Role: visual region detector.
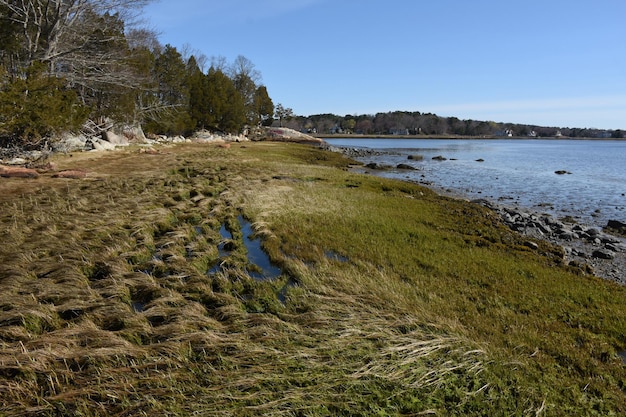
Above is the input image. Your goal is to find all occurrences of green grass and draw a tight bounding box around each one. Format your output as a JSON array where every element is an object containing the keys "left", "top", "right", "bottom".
[{"left": 0, "top": 141, "right": 625, "bottom": 415}]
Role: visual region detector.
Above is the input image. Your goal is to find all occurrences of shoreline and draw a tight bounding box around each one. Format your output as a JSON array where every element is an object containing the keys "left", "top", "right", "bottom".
[
  {"left": 317, "top": 133, "right": 626, "bottom": 141},
  {"left": 328, "top": 145, "right": 625, "bottom": 284}
]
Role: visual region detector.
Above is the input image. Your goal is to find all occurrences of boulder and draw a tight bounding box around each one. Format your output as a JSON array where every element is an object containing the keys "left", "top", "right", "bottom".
[
  {"left": 53, "top": 133, "right": 89, "bottom": 152},
  {"left": 555, "top": 170, "right": 572, "bottom": 175},
  {"left": 91, "top": 138, "right": 116, "bottom": 151},
  {"left": 606, "top": 220, "right": 626, "bottom": 234},
  {"left": 432, "top": 155, "right": 447, "bottom": 161},
  {"left": 122, "top": 125, "right": 147, "bottom": 142},
  {"left": 0, "top": 165, "right": 39, "bottom": 178},
  {"left": 396, "top": 163, "right": 417, "bottom": 170},
  {"left": 366, "top": 162, "right": 390, "bottom": 170},
  {"left": 407, "top": 154, "right": 424, "bottom": 161},
  {"left": 103, "top": 131, "right": 129, "bottom": 146}
]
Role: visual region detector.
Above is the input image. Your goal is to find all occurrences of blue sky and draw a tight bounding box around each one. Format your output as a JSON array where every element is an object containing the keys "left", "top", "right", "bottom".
[{"left": 143, "top": 0, "right": 626, "bottom": 129}]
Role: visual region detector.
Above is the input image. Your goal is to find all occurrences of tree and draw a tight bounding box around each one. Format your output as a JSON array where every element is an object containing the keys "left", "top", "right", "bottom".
[
  {"left": 275, "top": 104, "right": 293, "bottom": 127},
  {"left": 186, "top": 55, "right": 212, "bottom": 130},
  {"left": 0, "top": 0, "right": 156, "bottom": 144},
  {"left": 229, "top": 55, "right": 260, "bottom": 125},
  {"left": 144, "top": 44, "right": 193, "bottom": 135},
  {"left": 0, "top": 61, "right": 88, "bottom": 145},
  {"left": 253, "top": 85, "right": 274, "bottom": 126},
  {"left": 0, "top": 0, "right": 149, "bottom": 57},
  {"left": 205, "top": 67, "right": 245, "bottom": 133},
  {"left": 341, "top": 117, "right": 356, "bottom": 133}
]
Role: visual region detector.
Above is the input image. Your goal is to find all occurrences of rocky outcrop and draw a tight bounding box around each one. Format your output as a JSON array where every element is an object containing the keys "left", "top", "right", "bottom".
[{"left": 251, "top": 127, "right": 324, "bottom": 144}]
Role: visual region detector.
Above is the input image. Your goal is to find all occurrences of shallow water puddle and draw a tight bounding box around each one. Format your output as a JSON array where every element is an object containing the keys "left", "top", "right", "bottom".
[
  {"left": 217, "top": 223, "right": 233, "bottom": 257},
  {"left": 208, "top": 217, "right": 283, "bottom": 280},
  {"left": 619, "top": 351, "right": 626, "bottom": 364},
  {"left": 238, "top": 215, "right": 282, "bottom": 280}
]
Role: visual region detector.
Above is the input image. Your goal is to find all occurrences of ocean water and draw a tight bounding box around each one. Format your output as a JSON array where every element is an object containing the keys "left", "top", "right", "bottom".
[{"left": 326, "top": 138, "right": 626, "bottom": 228}]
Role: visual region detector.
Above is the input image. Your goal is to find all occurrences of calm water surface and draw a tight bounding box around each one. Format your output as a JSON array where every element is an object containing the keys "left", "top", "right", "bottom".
[{"left": 326, "top": 138, "right": 626, "bottom": 228}]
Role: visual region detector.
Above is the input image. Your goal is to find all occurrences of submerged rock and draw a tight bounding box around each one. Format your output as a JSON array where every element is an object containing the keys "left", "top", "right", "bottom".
[{"left": 593, "top": 248, "right": 615, "bottom": 260}]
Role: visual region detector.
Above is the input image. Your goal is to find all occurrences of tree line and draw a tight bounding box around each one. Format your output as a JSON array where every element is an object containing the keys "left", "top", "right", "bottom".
[
  {"left": 283, "top": 111, "right": 623, "bottom": 139},
  {"left": 0, "top": 0, "right": 274, "bottom": 149}
]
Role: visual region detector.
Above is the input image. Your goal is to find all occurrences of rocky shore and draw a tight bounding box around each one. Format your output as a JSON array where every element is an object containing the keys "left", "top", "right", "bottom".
[
  {"left": 472, "top": 199, "right": 625, "bottom": 284},
  {"left": 328, "top": 145, "right": 625, "bottom": 284}
]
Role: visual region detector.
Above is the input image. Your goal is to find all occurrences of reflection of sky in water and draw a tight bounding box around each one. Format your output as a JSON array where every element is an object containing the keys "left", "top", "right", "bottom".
[{"left": 327, "top": 139, "right": 626, "bottom": 228}]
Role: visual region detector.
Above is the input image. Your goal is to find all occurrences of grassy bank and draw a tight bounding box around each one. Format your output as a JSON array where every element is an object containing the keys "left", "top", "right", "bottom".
[{"left": 1, "top": 142, "right": 625, "bottom": 416}]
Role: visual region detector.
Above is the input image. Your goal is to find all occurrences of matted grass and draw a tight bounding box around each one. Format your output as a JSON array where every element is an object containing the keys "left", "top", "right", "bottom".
[{"left": 1, "top": 142, "right": 625, "bottom": 415}]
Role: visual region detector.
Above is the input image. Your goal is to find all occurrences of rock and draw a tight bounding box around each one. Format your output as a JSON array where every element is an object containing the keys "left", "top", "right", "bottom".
[
  {"left": 260, "top": 127, "right": 323, "bottom": 144},
  {"left": 0, "top": 165, "right": 39, "bottom": 178},
  {"left": 555, "top": 170, "right": 572, "bottom": 175},
  {"left": 53, "top": 133, "right": 89, "bottom": 152},
  {"left": 396, "top": 163, "right": 417, "bottom": 170},
  {"left": 122, "top": 125, "right": 147, "bottom": 142},
  {"left": 139, "top": 147, "right": 159, "bottom": 155},
  {"left": 559, "top": 231, "right": 577, "bottom": 240},
  {"left": 592, "top": 248, "right": 615, "bottom": 260},
  {"left": 407, "top": 154, "right": 424, "bottom": 161},
  {"left": 366, "top": 162, "right": 389, "bottom": 170},
  {"left": 606, "top": 220, "right": 626, "bottom": 235},
  {"left": 5, "top": 158, "right": 27, "bottom": 165},
  {"left": 91, "top": 138, "right": 116, "bottom": 151},
  {"left": 475, "top": 158, "right": 485, "bottom": 162},
  {"left": 432, "top": 155, "right": 447, "bottom": 161},
  {"left": 52, "top": 170, "right": 87, "bottom": 179},
  {"left": 103, "top": 131, "right": 129, "bottom": 146},
  {"left": 524, "top": 241, "right": 539, "bottom": 250}
]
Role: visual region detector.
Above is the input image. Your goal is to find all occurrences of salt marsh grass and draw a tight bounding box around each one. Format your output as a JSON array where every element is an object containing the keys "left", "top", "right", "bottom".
[{"left": 0, "top": 142, "right": 625, "bottom": 415}]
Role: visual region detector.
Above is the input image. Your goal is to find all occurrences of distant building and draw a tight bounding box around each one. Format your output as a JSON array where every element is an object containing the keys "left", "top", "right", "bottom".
[
  {"left": 496, "top": 129, "right": 514, "bottom": 137},
  {"left": 390, "top": 128, "right": 409, "bottom": 135}
]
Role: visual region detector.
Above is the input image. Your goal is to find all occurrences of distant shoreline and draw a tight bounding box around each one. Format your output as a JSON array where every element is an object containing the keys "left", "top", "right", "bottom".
[{"left": 315, "top": 133, "right": 626, "bottom": 141}]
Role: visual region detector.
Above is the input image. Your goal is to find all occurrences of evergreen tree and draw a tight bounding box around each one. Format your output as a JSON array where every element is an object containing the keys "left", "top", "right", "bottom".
[
  {"left": 145, "top": 44, "right": 193, "bottom": 135},
  {"left": 0, "top": 62, "right": 88, "bottom": 146},
  {"left": 253, "top": 85, "right": 274, "bottom": 126},
  {"left": 206, "top": 67, "right": 245, "bottom": 133},
  {"left": 186, "top": 55, "right": 210, "bottom": 130}
]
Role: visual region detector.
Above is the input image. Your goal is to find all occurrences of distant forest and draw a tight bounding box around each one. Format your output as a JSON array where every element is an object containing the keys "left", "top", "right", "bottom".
[{"left": 283, "top": 111, "right": 624, "bottom": 139}]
